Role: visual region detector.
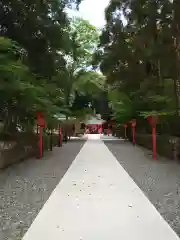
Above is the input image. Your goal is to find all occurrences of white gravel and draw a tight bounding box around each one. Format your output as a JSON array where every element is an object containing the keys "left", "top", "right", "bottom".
[
  {"left": 105, "top": 140, "right": 180, "bottom": 237},
  {"left": 0, "top": 141, "right": 85, "bottom": 240}
]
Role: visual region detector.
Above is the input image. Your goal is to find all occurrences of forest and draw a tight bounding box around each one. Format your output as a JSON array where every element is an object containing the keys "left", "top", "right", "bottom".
[
  {"left": 1, "top": 0, "right": 180, "bottom": 137},
  {"left": 0, "top": 0, "right": 106, "bottom": 134},
  {"left": 95, "top": 0, "right": 180, "bottom": 136}
]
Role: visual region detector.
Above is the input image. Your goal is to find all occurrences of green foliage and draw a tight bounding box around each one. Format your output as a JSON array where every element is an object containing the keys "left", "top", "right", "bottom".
[
  {"left": 108, "top": 90, "right": 133, "bottom": 123},
  {"left": 0, "top": 0, "right": 83, "bottom": 131},
  {"left": 139, "top": 111, "right": 175, "bottom": 118},
  {"left": 62, "top": 17, "right": 104, "bottom": 117},
  {"left": 74, "top": 70, "right": 105, "bottom": 96},
  {"left": 0, "top": 37, "right": 66, "bottom": 131},
  {"left": 69, "top": 18, "right": 100, "bottom": 70},
  {"left": 96, "top": 0, "right": 180, "bottom": 135},
  {"left": 0, "top": 0, "right": 107, "bottom": 132}
]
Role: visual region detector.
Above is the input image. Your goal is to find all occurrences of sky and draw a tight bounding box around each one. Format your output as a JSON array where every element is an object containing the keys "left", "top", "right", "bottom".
[{"left": 67, "top": 0, "right": 110, "bottom": 28}]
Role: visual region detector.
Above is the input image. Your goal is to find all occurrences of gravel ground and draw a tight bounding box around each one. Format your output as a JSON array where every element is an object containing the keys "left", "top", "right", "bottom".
[
  {"left": 0, "top": 140, "right": 85, "bottom": 240},
  {"left": 105, "top": 140, "right": 180, "bottom": 237}
]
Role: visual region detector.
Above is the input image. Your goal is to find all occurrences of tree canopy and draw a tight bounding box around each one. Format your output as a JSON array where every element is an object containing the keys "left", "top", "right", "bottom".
[
  {"left": 0, "top": 0, "right": 107, "bottom": 132},
  {"left": 94, "top": 0, "right": 180, "bottom": 134}
]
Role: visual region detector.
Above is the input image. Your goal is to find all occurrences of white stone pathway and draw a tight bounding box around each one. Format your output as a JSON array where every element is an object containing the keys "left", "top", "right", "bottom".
[{"left": 23, "top": 135, "right": 179, "bottom": 240}]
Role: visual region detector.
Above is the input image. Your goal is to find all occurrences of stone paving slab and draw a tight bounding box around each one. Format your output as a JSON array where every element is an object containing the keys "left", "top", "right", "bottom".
[
  {"left": 105, "top": 140, "right": 180, "bottom": 236},
  {"left": 0, "top": 140, "right": 85, "bottom": 240}
]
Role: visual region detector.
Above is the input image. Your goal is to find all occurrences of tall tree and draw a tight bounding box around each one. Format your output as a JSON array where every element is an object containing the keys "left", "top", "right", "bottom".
[
  {"left": 96, "top": 0, "right": 178, "bottom": 130},
  {"left": 62, "top": 18, "right": 103, "bottom": 117},
  {"left": 0, "top": 0, "right": 82, "bottom": 131}
]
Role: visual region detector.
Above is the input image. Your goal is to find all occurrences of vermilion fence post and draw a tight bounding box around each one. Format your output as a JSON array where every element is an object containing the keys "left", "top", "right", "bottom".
[
  {"left": 36, "top": 112, "right": 45, "bottom": 159},
  {"left": 152, "top": 126, "right": 157, "bottom": 160},
  {"left": 100, "top": 125, "right": 103, "bottom": 134},
  {"left": 147, "top": 116, "right": 158, "bottom": 160},
  {"left": 39, "top": 126, "right": 43, "bottom": 159},
  {"left": 130, "top": 120, "right": 136, "bottom": 146},
  {"left": 107, "top": 126, "right": 110, "bottom": 136},
  {"left": 132, "top": 126, "right": 135, "bottom": 145}
]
